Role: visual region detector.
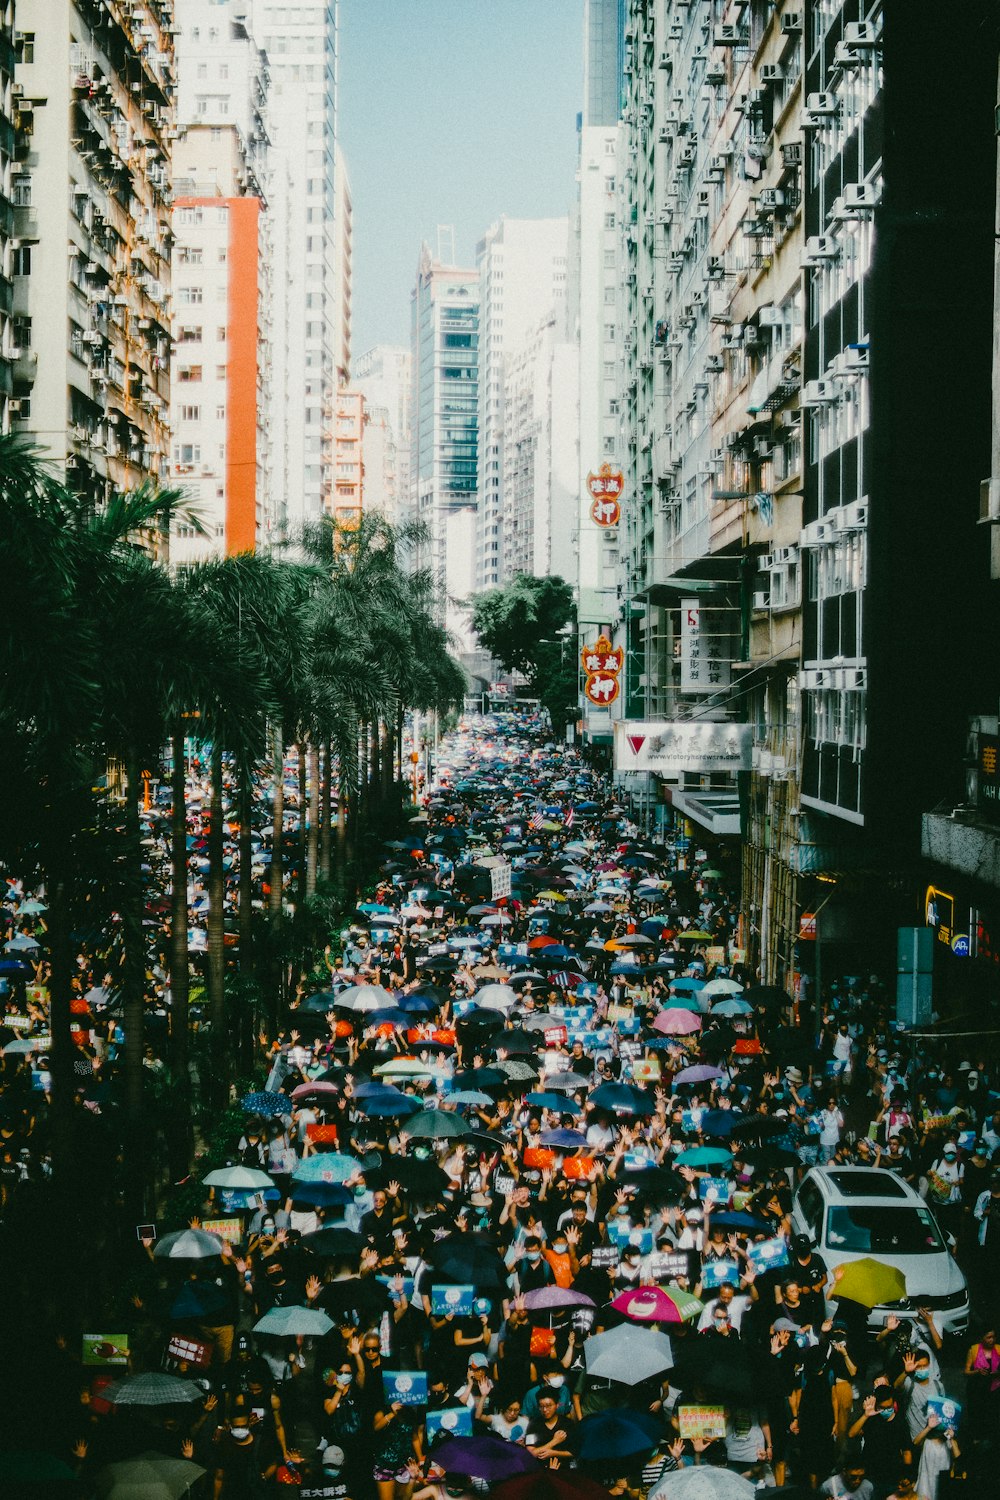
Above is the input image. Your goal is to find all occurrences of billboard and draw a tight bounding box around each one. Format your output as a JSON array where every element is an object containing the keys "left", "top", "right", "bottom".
[{"left": 614, "top": 720, "right": 751, "bottom": 775}]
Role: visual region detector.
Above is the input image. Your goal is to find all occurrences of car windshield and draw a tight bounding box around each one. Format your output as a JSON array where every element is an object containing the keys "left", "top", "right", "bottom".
[{"left": 826, "top": 1204, "right": 945, "bottom": 1255}]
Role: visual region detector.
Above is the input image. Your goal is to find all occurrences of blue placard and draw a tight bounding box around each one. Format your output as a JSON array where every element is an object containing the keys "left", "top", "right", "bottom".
[
  {"left": 616, "top": 1014, "right": 642, "bottom": 1035},
  {"left": 698, "top": 1176, "right": 731, "bottom": 1204},
  {"left": 431, "top": 1284, "right": 474, "bottom": 1316},
  {"left": 382, "top": 1370, "right": 428, "bottom": 1407},
  {"left": 498, "top": 943, "right": 529, "bottom": 961},
  {"left": 700, "top": 1259, "right": 740, "bottom": 1289},
  {"left": 746, "top": 1237, "right": 789, "bottom": 1275},
  {"left": 451, "top": 999, "right": 476, "bottom": 1018},
  {"left": 927, "top": 1395, "right": 961, "bottom": 1430},
  {"left": 681, "top": 1109, "right": 704, "bottom": 1132},
  {"left": 624, "top": 1147, "right": 654, "bottom": 1171},
  {"left": 426, "top": 1407, "right": 474, "bottom": 1439},
  {"left": 575, "top": 982, "right": 600, "bottom": 1000}
]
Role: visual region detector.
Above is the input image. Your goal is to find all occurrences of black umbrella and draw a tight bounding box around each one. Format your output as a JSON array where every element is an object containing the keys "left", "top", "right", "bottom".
[
  {"left": 366, "top": 1158, "right": 450, "bottom": 1196},
  {"left": 488, "top": 1032, "right": 539, "bottom": 1057},
  {"left": 419, "top": 955, "right": 459, "bottom": 974},
  {"left": 744, "top": 985, "right": 792, "bottom": 1009},
  {"left": 301, "top": 1226, "right": 365, "bottom": 1257},
  {"left": 427, "top": 1236, "right": 509, "bottom": 1289},
  {"left": 728, "top": 1114, "right": 788, "bottom": 1142},
  {"left": 297, "top": 991, "right": 339, "bottom": 1014}
]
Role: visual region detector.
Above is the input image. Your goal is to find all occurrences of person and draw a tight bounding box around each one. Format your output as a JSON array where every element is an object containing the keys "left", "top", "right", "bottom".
[
  {"left": 524, "top": 1387, "right": 574, "bottom": 1468},
  {"left": 912, "top": 1411, "right": 960, "bottom": 1500},
  {"left": 848, "top": 1389, "right": 913, "bottom": 1500},
  {"left": 820, "top": 1456, "right": 874, "bottom": 1500},
  {"left": 371, "top": 1393, "right": 423, "bottom": 1500},
  {"left": 962, "top": 1324, "right": 1000, "bottom": 1438}
]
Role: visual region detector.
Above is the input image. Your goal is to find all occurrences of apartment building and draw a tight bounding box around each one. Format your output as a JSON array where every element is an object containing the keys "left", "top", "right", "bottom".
[
  {"left": 475, "top": 215, "right": 570, "bottom": 592},
  {"left": 501, "top": 310, "right": 578, "bottom": 583},
  {"left": 12, "top": 1, "right": 174, "bottom": 507},
  {"left": 410, "top": 243, "right": 479, "bottom": 658},
  {"left": 0, "top": 2, "right": 15, "bottom": 429},
  {"left": 169, "top": 0, "right": 270, "bottom": 564},
  {"left": 331, "top": 387, "right": 362, "bottom": 527},
  {"left": 353, "top": 342, "right": 411, "bottom": 522},
  {"left": 245, "top": 0, "right": 340, "bottom": 541}
]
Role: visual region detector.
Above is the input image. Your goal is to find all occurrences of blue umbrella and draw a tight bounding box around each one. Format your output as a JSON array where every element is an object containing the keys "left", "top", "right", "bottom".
[
  {"left": 708, "top": 1210, "right": 769, "bottom": 1233},
  {"left": 712, "top": 997, "right": 753, "bottom": 1016},
  {"left": 359, "top": 1094, "right": 421, "bottom": 1118},
  {"left": 290, "top": 1180, "right": 352, "bottom": 1208},
  {"left": 448, "top": 1090, "right": 495, "bottom": 1107},
  {"left": 292, "top": 1152, "right": 362, "bottom": 1184},
  {"left": 526, "top": 1092, "right": 567, "bottom": 1110},
  {"left": 241, "top": 1091, "right": 290, "bottom": 1117},
  {"left": 590, "top": 1082, "right": 657, "bottom": 1114},
  {"left": 352, "top": 1080, "right": 402, "bottom": 1098},
  {"left": 699, "top": 1109, "right": 747, "bottom": 1139},
  {"left": 540, "top": 1128, "right": 588, "bottom": 1148},
  {"left": 576, "top": 1408, "right": 661, "bottom": 1461},
  {"left": 396, "top": 994, "right": 439, "bottom": 1013},
  {"left": 675, "top": 1145, "right": 733, "bottom": 1168},
  {"left": 368, "top": 1008, "right": 412, "bottom": 1026}
]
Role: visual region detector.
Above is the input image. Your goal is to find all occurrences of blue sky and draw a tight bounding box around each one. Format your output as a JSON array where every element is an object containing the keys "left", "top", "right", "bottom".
[{"left": 340, "top": 0, "right": 584, "bottom": 357}]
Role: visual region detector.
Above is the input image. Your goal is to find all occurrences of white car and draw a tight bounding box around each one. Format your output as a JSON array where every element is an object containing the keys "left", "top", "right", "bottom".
[{"left": 791, "top": 1165, "right": 969, "bottom": 1337}]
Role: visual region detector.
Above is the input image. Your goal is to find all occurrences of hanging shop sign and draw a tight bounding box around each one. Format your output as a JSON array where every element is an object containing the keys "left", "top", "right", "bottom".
[
  {"left": 680, "top": 598, "right": 731, "bottom": 692},
  {"left": 581, "top": 633, "right": 623, "bottom": 708},
  {"left": 587, "top": 464, "right": 624, "bottom": 527}
]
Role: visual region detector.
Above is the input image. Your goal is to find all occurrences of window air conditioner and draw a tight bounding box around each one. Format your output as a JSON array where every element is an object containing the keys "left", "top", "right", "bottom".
[
  {"left": 759, "top": 65, "right": 783, "bottom": 85},
  {"left": 842, "top": 181, "right": 879, "bottom": 213},
  {"left": 844, "top": 22, "right": 878, "bottom": 47},
  {"left": 781, "top": 13, "right": 803, "bottom": 35},
  {"left": 800, "top": 379, "right": 836, "bottom": 407},
  {"left": 802, "top": 235, "right": 839, "bottom": 266}
]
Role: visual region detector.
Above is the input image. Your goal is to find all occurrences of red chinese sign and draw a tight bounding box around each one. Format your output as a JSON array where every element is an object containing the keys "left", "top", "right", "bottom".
[
  {"left": 587, "top": 464, "right": 625, "bottom": 527},
  {"left": 581, "top": 633, "right": 623, "bottom": 707}
]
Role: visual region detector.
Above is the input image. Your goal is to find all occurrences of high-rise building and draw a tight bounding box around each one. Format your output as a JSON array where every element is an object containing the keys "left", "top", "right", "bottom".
[
  {"left": 0, "top": 2, "right": 15, "bottom": 430},
  {"left": 245, "top": 0, "right": 340, "bottom": 542},
  {"left": 410, "top": 243, "right": 479, "bottom": 657},
  {"left": 575, "top": 0, "right": 625, "bottom": 753},
  {"left": 353, "top": 345, "right": 411, "bottom": 526},
  {"left": 12, "top": 2, "right": 174, "bottom": 506},
  {"left": 333, "top": 143, "right": 351, "bottom": 390},
  {"left": 332, "top": 387, "right": 362, "bottom": 527},
  {"left": 169, "top": 0, "right": 270, "bottom": 564},
  {"left": 502, "top": 311, "right": 578, "bottom": 584},
  {"left": 475, "top": 215, "right": 570, "bottom": 592},
  {"left": 584, "top": 0, "right": 625, "bottom": 128}
]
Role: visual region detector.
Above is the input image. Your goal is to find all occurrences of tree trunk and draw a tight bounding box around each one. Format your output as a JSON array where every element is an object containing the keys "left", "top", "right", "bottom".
[
  {"left": 370, "top": 721, "right": 381, "bottom": 808},
  {"left": 335, "top": 752, "right": 348, "bottom": 878},
  {"left": 169, "top": 721, "right": 191, "bottom": 1176},
  {"left": 238, "top": 759, "right": 254, "bottom": 972},
  {"left": 306, "top": 740, "right": 319, "bottom": 897},
  {"left": 207, "top": 741, "right": 226, "bottom": 1098},
  {"left": 122, "top": 744, "right": 146, "bottom": 1151},
  {"left": 47, "top": 873, "right": 76, "bottom": 1183},
  {"left": 381, "top": 720, "right": 394, "bottom": 803},
  {"left": 297, "top": 746, "right": 308, "bottom": 903},
  {"left": 269, "top": 722, "right": 284, "bottom": 922},
  {"left": 320, "top": 740, "right": 332, "bottom": 883}
]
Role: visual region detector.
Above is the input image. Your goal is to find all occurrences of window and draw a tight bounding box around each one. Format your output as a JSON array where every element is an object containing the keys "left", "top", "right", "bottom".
[
  {"left": 178, "top": 326, "right": 202, "bottom": 343},
  {"left": 180, "top": 404, "right": 201, "bottom": 422},
  {"left": 217, "top": 327, "right": 226, "bottom": 342},
  {"left": 178, "top": 365, "right": 202, "bottom": 382},
  {"left": 178, "top": 247, "right": 203, "bottom": 265},
  {"left": 12, "top": 175, "right": 31, "bottom": 207},
  {"left": 16, "top": 33, "right": 34, "bottom": 63},
  {"left": 12, "top": 317, "right": 31, "bottom": 351},
  {"left": 12, "top": 246, "right": 30, "bottom": 276},
  {"left": 825, "top": 1205, "right": 943, "bottom": 1256},
  {"left": 177, "top": 286, "right": 203, "bottom": 305}
]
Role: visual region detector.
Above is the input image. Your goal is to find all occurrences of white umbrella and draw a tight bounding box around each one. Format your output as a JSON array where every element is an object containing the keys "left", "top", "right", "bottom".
[
  {"left": 475, "top": 983, "right": 518, "bottom": 1011},
  {"left": 700, "top": 977, "right": 743, "bottom": 998},
  {"left": 584, "top": 1324, "right": 673, "bottom": 1384},
  {"left": 335, "top": 983, "right": 394, "bottom": 1011},
  {"left": 650, "top": 1469, "right": 755, "bottom": 1500}
]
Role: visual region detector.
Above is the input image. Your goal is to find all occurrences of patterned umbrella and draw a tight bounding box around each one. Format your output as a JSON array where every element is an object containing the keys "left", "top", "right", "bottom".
[
  {"left": 153, "top": 1229, "right": 225, "bottom": 1260},
  {"left": 240, "top": 1091, "right": 290, "bottom": 1117},
  {"left": 102, "top": 1374, "right": 203, "bottom": 1407},
  {"left": 253, "top": 1305, "right": 334, "bottom": 1337},
  {"left": 292, "top": 1152, "right": 362, "bottom": 1184},
  {"left": 612, "top": 1285, "right": 702, "bottom": 1324}
]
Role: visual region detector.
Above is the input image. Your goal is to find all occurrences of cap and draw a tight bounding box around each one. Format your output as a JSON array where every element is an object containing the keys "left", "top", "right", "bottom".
[
  {"left": 785, "top": 1067, "right": 803, "bottom": 1084},
  {"left": 958, "top": 1060, "right": 971, "bottom": 1071},
  {"left": 772, "top": 1318, "right": 799, "bottom": 1333},
  {"left": 468, "top": 1352, "right": 489, "bottom": 1368},
  {"left": 321, "top": 1445, "right": 345, "bottom": 1470}
]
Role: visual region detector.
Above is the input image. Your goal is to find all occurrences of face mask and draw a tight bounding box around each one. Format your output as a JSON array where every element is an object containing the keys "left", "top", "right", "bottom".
[
  {"left": 913, "top": 1369, "right": 929, "bottom": 1382},
  {"left": 879, "top": 1406, "right": 894, "bottom": 1421},
  {"left": 231, "top": 1426, "right": 250, "bottom": 1440},
  {"left": 527, "top": 1251, "right": 540, "bottom": 1263},
  {"left": 548, "top": 1375, "right": 565, "bottom": 1388},
  {"left": 354, "top": 1186, "right": 367, "bottom": 1199},
  {"left": 337, "top": 1372, "right": 353, "bottom": 1386},
  {"left": 552, "top": 1242, "right": 567, "bottom": 1254},
  {"left": 944, "top": 1153, "right": 957, "bottom": 1162}
]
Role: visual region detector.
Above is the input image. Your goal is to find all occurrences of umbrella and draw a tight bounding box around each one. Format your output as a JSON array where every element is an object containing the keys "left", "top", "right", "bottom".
[
  {"left": 832, "top": 1257, "right": 907, "bottom": 1308},
  {"left": 583, "top": 1324, "right": 673, "bottom": 1384},
  {"left": 427, "top": 1238, "right": 509, "bottom": 1289},
  {"left": 406, "top": 1108, "right": 470, "bottom": 1140},
  {"left": 711, "top": 996, "right": 753, "bottom": 1016},
  {"left": 253, "top": 1304, "right": 334, "bottom": 1336},
  {"left": 727, "top": 1115, "right": 788, "bottom": 1142},
  {"left": 240, "top": 1091, "right": 290, "bottom": 1117},
  {"left": 301, "top": 1225, "right": 365, "bottom": 1256},
  {"left": 96, "top": 1451, "right": 206, "bottom": 1500},
  {"left": 359, "top": 1093, "right": 421, "bottom": 1118},
  {"left": 673, "top": 1064, "right": 724, "bottom": 1085},
  {"left": 701, "top": 978, "right": 743, "bottom": 998},
  {"left": 0, "top": 1451, "right": 76, "bottom": 1482},
  {"left": 544, "top": 1071, "right": 589, "bottom": 1092},
  {"left": 296, "top": 991, "right": 339, "bottom": 1014},
  {"left": 203, "top": 1165, "right": 274, "bottom": 1190},
  {"left": 522, "top": 1285, "right": 596, "bottom": 1312},
  {"left": 589, "top": 1082, "right": 656, "bottom": 1114},
  {"left": 374, "top": 1058, "right": 438, "bottom": 1079},
  {"left": 492, "top": 1471, "right": 611, "bottom": 1500},
  {"left": 336, "top": 983, "right": 395, "bottom": 1011},
  {"left": 448, "top": 1090, "right": 495, "bottom": 1107},
  {"left": 454, "top": 1066, "right": 507, "bottom": 1089},
  {"left": 526, "top": 1091, "right": 568, "bottom": 1110},
  {"left": 153, "top": 1228, "right": 224, "bottom": 1260},
  {"left": 674, "top": 1145, "right": 732, "bottom": 1168},
  {"left": 289, "top": 1180, "right": 352, "bottom": 1208},
  {"left": 576, "top": 1408, "right": 661, "bottom": 1461},
  {"left": 475, "top": 983, "right": 518, "bottom": 1010},
  {"left": 292, "top": 1152, "right": 362, "bottom": 1184},
  {"left": 675, "top": 930, "right": 713, "bottom": 942},
  {"left": 650, "top": 1469, "right": 755, "bottom": 1500},
  {"left": 653, "top": 1009, "right": 702, "bottom": 1035},
  {"left": 102, "top": 1373, "right": 203, "bottom": 1407},
  {"left": 540, "top": 1128, "right": 588, "bottom": 1148},
  {"left": 612, "top": 1286, "right": 702, "bottom": 1324},
  {"left": 429, "top": 1435, "right": 540, "bottom": 1481}
]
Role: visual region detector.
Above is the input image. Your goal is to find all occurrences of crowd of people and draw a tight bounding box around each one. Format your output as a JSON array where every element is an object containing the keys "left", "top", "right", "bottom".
[{"left": 1, "top": 714, "right": 998, "bottom": 1499}]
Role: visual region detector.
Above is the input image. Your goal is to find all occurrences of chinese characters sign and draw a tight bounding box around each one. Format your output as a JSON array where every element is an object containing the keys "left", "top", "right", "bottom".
[
  {"left": 680, "top": 598, "right": 730, "bottom": 692},
  {"left": 587, "top": 464, "right": 624, "bottom": 527},
  {"left": 977, "top": 734, "right": 1000, "bottom": 824},
  {"left": 581, "top": 633, "right": 622, "bottom": 707},
  {"left": 613, "top": 720, "right": 752, "bottom": 775}
]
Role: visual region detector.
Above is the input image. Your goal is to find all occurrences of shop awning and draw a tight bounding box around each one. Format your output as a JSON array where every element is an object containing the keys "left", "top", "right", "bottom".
[{"left": 662, "top": 785, "right": 741, "bottom": 836}]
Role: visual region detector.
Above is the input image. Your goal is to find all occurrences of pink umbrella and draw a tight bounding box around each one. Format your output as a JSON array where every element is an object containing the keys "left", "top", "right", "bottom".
[
  {"left": 291, "top": 1080, "right": 340, "bottom": 1099},
  {"left": 612, "top": 1286, "right": 702, "bottom": 1324},
  {"left": 652, "top": 1008, "right": 702, "bottom": 1035}
]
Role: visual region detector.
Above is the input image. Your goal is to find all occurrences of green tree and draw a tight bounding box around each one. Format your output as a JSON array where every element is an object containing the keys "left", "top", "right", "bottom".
[{"left": 471, "top": 573, "right": 577, "bottom": 728}]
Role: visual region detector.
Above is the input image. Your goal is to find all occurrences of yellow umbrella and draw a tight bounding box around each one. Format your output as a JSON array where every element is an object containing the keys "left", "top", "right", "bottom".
[{"left": 832, "top": 1257, "right": 907, "bottom": 1308}]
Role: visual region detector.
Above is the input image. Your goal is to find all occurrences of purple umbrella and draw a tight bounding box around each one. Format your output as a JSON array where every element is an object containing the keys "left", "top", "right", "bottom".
[
  {"left": 429, "top": 1435, "right": 540, "bottom": 1481},
  {"left": 522, "top": 1285, "right": 596, "bottom": 1311},
  {"left": 673, "top": 1064, "right": 725, "bottom": 1085}
]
